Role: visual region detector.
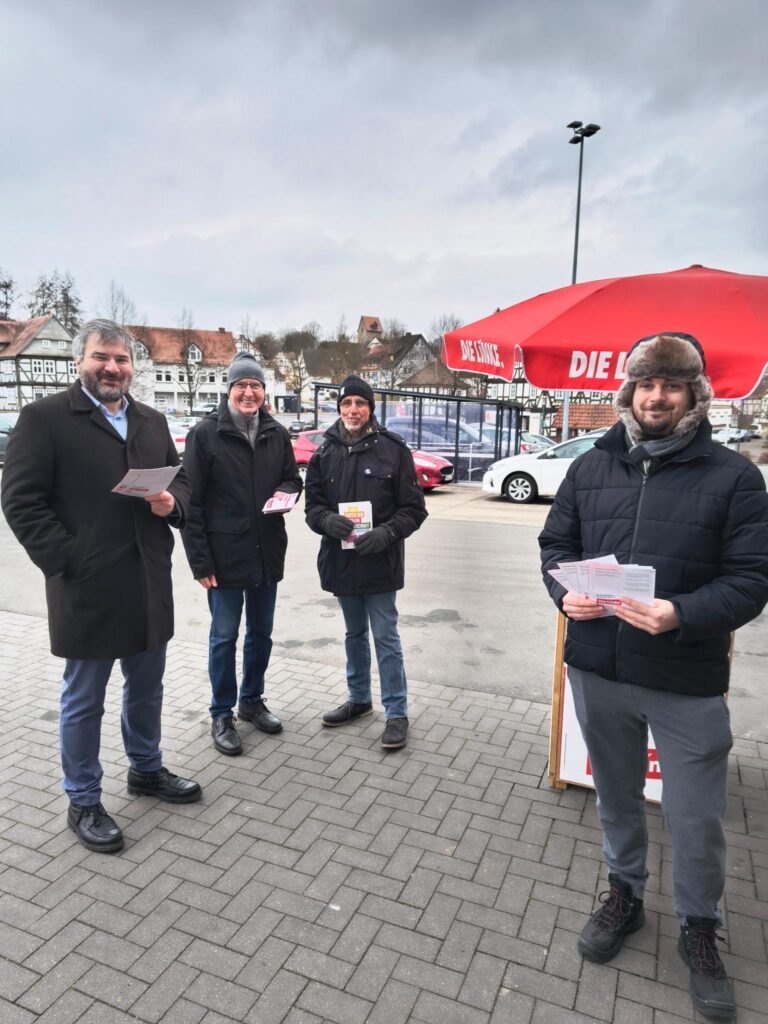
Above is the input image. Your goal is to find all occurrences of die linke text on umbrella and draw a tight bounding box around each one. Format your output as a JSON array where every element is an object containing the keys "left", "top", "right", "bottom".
[
  {"left": 459, "top": 339, "right": 505, "bottom": 367},
  {"left": 569, "top": 350, "right": 629, "bottom": 380}
]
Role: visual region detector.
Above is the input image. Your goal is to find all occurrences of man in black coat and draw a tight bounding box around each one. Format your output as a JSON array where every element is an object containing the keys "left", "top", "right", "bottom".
[
  {"left": 305, "top": 376, "right": 427, "bottom": 750},
  {"left": 1, "top": 319, "right": 201, "bottom": 855},
  {"left": 539, "top": 333, "right": 768, "bottom": 1022},
  {"left": 181, "top": 352, "right": 302, "bottom": 756}
]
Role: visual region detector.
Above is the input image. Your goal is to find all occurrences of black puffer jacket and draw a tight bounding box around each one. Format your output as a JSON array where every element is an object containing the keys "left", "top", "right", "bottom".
[
  {"left": 181, "top": 401, "right": 302, "bottom": 587},
  {"left": 539, "top": 420, "right": 768, "bottom": 697},
  {"left": 305, "top": 419, "right": 427, "bottom": 595}
]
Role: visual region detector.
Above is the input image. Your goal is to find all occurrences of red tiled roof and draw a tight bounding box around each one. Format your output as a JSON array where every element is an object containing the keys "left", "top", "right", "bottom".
[
  {"left": 128, "top": 325, "right": 236, "bottom": 366},
  {"left": 0, "top": 315, "right": 56, "bottom": 357},
  {"left": 551, "top": 404, "right": 617, "bottom": 429},
  {"left": 359, "top": 316, "right": 383, "bottom": 334}
]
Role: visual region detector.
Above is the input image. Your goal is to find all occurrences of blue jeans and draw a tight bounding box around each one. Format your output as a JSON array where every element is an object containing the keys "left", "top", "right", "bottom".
[
  {"left": 208, "top": 583, "right": 277, "bottom": 718},
  {"left": 337, "top": 592, "right": 408, "bottom": 719},
  {"left": 61, "top": 647, "right": 166, "bottom": 805}
]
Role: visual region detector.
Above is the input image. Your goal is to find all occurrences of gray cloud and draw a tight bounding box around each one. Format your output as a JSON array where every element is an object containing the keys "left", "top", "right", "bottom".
[{"left": 2, "top": 0, "right": 766, "bottom": 333}]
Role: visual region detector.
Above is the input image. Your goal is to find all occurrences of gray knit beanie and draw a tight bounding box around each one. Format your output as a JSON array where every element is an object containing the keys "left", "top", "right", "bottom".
[
  {"left": 227, "top": 351, "right": 266, "bottom": 390},
  {"left": 615, "top": 332, "right": 712, "bottom": 440}
]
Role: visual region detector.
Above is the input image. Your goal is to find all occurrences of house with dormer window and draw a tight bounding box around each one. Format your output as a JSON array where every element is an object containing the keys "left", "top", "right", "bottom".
[
  {"left": 0, "top": 315, "right": 75, "bottom": 410},
  {"left": 129, "top": 324, "right": 237, "bottom": 413}
]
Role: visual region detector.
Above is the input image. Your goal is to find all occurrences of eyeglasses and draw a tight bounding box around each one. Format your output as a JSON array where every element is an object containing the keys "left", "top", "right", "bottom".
[{"left": 232, "top": 382, "right": 264, "bottom": 393}]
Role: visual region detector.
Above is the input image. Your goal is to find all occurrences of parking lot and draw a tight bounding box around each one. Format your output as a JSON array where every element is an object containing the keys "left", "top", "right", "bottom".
[{"left": 1, "top": 477, "right": 767, "bottom": 1023}]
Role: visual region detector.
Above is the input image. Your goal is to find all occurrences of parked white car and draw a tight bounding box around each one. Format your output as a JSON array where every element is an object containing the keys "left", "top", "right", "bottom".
[
  {"left": 711, "top": 427, "right": 753, "bottom": 444},
  {"left": 482, "top": 430, "right": 608, "bottom": 503}
]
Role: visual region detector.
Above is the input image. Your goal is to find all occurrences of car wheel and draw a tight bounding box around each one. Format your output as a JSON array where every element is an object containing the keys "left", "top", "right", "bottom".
[
  {"left": 297, "top": 464, "right": 308, "bottom": 480},
  {"left": 503, "top": 472, "right": 537, "bottom": 503}
]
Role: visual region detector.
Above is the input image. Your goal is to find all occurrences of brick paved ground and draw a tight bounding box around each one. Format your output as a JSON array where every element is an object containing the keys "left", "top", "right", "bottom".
[{"left": 1, "top": 610, "right": 766, "bottom": 1023}]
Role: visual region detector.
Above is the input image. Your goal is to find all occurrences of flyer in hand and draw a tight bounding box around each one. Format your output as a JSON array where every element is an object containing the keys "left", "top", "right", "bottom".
[
  {"left": 262, "top": 493, "right": 300, "bottom": 514},
  {"left": 112, "top": 465, "right": 181, "bottom": 496},
  {"left": 338, "top": 500, "right": 373, "bottom": 549},
  {"left": 548, "top": 555, "right": 655, "bottom": 614}
]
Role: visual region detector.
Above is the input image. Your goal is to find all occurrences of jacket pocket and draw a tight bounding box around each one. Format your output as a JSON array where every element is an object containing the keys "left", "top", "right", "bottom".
[{"left": 207, "top": 516, "right": 252, "bottom": 581}]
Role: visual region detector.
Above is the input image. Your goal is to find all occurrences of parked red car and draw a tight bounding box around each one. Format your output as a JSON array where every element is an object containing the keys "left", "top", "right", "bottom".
[{"left": 292, "top": 429, "right": 454, "bottom": 491}]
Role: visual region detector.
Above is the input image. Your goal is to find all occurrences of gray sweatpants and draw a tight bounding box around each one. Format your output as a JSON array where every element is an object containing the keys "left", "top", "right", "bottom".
[{"left": 568, "top": 666, "right": 733, "bottom": 923}]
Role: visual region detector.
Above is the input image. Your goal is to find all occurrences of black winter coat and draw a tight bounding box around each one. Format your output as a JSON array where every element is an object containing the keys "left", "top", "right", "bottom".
[
  {"left": 305, "top": 419, "right": 427, "bottom": 595},
  {"left": 539, "top": 421, "right": 768, "bottom": 697},
  {"left": 181, "top": 401, "right": 302, "bottom": 587},
  {"left": 1, "top": 383, "right": 189, "bottom": 659}
]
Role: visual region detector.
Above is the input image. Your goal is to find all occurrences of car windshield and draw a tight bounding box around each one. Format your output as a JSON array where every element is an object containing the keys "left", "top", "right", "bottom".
[{"left": 544, "top": 436, "right": 602, "bottom": 459}]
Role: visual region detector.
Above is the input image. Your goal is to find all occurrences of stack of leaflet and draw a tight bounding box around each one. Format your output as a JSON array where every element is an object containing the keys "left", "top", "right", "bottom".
[{"left": 548, "top": 554, "right": 655, "bottom": 615}]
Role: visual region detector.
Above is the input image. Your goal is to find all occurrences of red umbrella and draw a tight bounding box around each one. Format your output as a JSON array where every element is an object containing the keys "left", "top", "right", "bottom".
[{"left": 442, "top": 265, "right": 768, "bottom": 399}]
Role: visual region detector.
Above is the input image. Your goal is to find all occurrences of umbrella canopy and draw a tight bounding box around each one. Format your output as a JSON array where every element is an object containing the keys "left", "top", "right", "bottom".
[{"left": 442, "top": 265, "right": 768, "bottom": 399}]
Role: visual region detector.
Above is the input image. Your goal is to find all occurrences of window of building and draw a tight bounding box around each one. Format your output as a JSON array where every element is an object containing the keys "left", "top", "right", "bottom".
[
  {"left": 68, "top": 362, "right": 77, "bottom": 376},
  {"left": 178, "top": 371, "right": 186, "bottom": 383},
  {"left": 155, "top": 370, "right": 164, "bottom": 382},
  {"left": 187, "top": 345, "right": 202, "bottom": 362},
  {"left": 32, "top": 359, "right": 43, "bottom": 375},
  {"left": 165, "top": 371, "right": 172, "bottom": 382},
  {"left": 42, "top": 339, "right": 51, "bottom": 348},
  {"left": 58, "top": 340, "right": 68, "bottom": 349},
  {"left": 44, "top": 360, "right": 55, "bottom": 375}
]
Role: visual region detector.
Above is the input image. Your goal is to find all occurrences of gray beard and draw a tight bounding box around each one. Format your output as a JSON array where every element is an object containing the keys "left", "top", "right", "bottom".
[{"left": 80, "top": 369, "right": 131, "bottom": 404}]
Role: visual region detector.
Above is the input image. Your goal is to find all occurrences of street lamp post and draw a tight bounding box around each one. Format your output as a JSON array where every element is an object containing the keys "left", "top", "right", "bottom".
[{"left": 561, "top": 120, "right": 601, "bottom": 441}]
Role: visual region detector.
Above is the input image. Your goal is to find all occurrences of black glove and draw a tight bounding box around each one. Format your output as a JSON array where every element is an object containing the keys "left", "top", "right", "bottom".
[
  {"left": 354, "top": 525, "right": 393, "bottom": 555},
  {"left": 323, "top": 513, "right": 356, "bottom": 539}
]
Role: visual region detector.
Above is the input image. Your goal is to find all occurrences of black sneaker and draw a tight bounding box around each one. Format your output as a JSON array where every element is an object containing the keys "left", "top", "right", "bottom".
[
  {"left": 678, "top": 917, "right": 736, "bottom": 1021},
  {"left": 67, "top": 802, "right": 124, "bottom": 853},
  {"left": 127, "top": 767, "right": 202, "bottom": 803},
  {"left": 238, "top": 699, "right": 283, "bottom": 734},
  {"left": 381, "top": 717, "right": 408, "bottom": 750},
  {"left": 211, "top": 716, "right": 243, "bottom": 755},
  {"left": 322, "top": 701, "right": 374, "bottom": 727},
  {"left": 578, "top": 875, "right": 645, "bottom": 962}
]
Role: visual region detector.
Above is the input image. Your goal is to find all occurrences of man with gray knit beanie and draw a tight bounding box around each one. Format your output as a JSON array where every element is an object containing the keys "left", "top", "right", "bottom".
[
  {"left": 540, "top": 333, "right": 768, "bottom": 1022},
  {"left": 182, "top": 351, "right": 302, "bottom": 755}
]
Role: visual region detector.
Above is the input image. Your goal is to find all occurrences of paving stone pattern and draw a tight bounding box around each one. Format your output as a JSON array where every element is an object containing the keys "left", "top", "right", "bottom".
[{"left": 1, "top": 610, "right": 767, "bottom": 1023}]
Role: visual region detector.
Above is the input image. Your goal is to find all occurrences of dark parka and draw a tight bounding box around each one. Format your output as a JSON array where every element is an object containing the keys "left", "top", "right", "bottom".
[
  {"left": 539, "top": 420, "right": 768, "bottom": 697},
  {"left": 1, "top": 382, "right": 190, "bottom": 660},
  {"left": 180, "top": 400, "right": 302, "bottom": 587},
  {"left": 305, "top": 419, "right": 427, "bottom": 595}
]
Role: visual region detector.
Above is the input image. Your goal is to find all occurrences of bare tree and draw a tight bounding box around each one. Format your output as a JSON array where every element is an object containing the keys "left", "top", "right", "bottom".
[
  {"left": 99, "top": 280, "right": 139, "bottom": 325},
  {"left": 311, "top": 339, "right": 365, "bottom": 384},
  {"left": 238, "top": 315, "right": 282, "bottom": 366},
  {"left": 0, "top": 268, "right": 16, "bottom": 319},
  {"left": 281, "top": 323, "right": 320, "bottom": 419},
  {"left": 429, "top": 312, "right": 477, "bottom": 395},
  {"left": 177, "top": 308, "right": 206, "bottom": 414}
]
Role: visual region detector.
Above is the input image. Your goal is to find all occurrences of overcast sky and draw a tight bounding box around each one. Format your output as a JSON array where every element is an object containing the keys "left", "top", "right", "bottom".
[{"left": 3, "top": 0, "right": 766, "bottom": 339}]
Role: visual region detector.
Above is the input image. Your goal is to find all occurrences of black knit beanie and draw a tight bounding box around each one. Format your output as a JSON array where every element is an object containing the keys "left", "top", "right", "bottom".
[{"left": 337, "top": 375, "right": 375, "bottom": 413}]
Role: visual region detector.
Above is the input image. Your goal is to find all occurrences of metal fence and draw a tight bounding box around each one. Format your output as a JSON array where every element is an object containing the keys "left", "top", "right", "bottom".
[{"left": 312, "top": 383, "right": 523, "bottom": 483}]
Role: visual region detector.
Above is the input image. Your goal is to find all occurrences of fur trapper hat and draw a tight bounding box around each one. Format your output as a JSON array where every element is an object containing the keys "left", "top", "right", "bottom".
[{"left": 615, "top": 332, "right": 712, "bottom": 440}]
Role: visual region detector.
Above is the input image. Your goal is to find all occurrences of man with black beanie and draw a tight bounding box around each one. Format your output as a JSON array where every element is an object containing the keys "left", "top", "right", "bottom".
[
  {"left": 305, "top": 375, "right": 427, "bottom": 750},
  {"left": 539, "top": 333, "right": 768, "bottom": 1022}
]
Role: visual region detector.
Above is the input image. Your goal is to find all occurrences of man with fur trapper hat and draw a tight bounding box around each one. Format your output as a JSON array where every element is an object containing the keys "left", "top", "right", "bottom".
[{"left": 539, "top": 333, "right": 768, "bottom": 1022}]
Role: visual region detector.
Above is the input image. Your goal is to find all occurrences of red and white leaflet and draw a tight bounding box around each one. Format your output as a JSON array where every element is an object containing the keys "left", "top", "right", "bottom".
[{"left": 262, "top": 493, "right": 299, "bottom": 514}]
